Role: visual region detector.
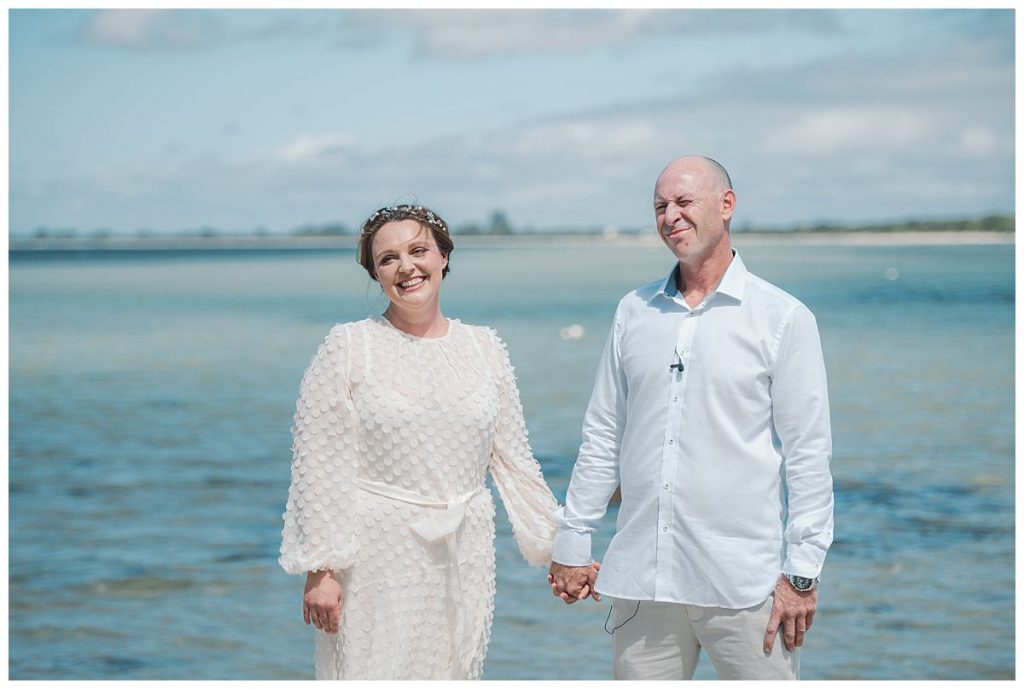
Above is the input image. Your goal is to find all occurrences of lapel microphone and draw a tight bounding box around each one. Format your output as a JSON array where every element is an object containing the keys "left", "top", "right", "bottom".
[{"left": 669, "top": 346, "right": 685, "bottom": 373}]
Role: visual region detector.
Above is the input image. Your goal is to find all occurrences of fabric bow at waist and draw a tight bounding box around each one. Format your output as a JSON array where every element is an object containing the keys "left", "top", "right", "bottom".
[{"left": 356, "top": 478, "right": 485, "bottom": 679}]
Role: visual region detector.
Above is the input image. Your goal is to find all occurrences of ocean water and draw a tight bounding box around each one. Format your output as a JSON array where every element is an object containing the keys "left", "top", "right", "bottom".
[{"left": 8, "top": 240, "right": 1014, "bottom": 680}]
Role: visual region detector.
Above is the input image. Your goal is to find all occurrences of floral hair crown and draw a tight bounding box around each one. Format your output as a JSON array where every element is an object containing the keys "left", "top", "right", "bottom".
[{"left": 362, "top": 204, "right": 448, "bottom": 236}]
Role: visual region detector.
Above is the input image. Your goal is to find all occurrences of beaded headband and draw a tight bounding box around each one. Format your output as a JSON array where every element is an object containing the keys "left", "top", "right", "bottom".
[{"left": 361, "top": 204, "right": 449, "bottom": 236}]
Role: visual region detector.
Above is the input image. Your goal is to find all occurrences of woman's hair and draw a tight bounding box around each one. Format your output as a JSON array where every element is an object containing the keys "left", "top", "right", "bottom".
[{"left": 357, "top": 204, "right": 454, "bottom": 280}]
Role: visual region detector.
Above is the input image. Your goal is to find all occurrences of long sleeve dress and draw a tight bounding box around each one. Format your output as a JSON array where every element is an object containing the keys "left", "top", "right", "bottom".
[{"left": 279, "top": 316, "right": 559, "bottom": 680}]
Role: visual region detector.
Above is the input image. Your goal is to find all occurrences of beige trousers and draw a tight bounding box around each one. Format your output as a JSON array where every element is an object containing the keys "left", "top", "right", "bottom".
[{"left": 609, "top": 596, "right": 800, "bottom": 680}]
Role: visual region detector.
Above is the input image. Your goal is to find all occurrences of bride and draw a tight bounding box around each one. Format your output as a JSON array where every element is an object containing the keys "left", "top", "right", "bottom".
[{"left": 279, "top": 203, "right": 565, "bottom": 679}]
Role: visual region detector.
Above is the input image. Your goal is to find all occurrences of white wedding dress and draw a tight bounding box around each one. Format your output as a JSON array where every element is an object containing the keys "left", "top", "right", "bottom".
[{"left": 279, "top": 316, "right": 558, "bottom": 679}]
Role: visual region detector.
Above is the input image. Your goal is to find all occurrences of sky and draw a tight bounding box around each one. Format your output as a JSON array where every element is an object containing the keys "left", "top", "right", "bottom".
[{"left": 7, "top": 7, "right": 1016, "bottom": 235}]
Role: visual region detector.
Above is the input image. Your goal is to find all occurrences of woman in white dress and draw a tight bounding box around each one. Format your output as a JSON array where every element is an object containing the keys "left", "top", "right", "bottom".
[{"left": 279, "top": 204, "right": 560, "bottom": 679}]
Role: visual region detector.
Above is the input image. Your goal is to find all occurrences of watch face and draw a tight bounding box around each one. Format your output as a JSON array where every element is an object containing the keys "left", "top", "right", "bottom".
[{"left": 790, "top": 575, "right": 814, "bottom": 590}]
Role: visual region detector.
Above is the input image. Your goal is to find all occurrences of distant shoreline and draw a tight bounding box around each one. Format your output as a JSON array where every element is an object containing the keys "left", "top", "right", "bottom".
[
  {"left": 7, "top": 230, "right": 1014, "bottom": 253},
  {"left": 730, "top": 230, "right": 1014, "bottom": 246}
]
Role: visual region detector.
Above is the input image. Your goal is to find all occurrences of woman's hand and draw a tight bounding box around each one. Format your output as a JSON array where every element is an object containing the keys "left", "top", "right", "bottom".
[
  {"left": 304, "top": 570, "right": 344, "bottom": 634},
  {"left": 548, "top": 560, "right": 601, "bottom": 604}
]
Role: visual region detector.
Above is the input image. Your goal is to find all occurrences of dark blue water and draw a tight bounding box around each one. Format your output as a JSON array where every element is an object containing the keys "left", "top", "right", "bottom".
[{"left": 8, "top": 240, "right": 1014, "bottom": 679}]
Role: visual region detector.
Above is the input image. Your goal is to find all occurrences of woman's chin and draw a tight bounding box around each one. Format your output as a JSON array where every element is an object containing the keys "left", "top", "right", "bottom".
[{"left": 389, "top": 288, "right": 436, "bottom": 308}]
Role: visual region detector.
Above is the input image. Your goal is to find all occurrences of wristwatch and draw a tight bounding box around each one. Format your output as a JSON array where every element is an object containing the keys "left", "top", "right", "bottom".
[{"left": 784, "top": 573, "right": 818, "bottom": 592}]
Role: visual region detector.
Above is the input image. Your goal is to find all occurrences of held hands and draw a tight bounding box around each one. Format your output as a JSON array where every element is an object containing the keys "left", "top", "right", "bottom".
[
  {"left": 548, "top": 561, "right": 601, "bottom": 604},
  {"left": 763, "top": 574, "right": 817, "bottom": 654},
  {"left": 304, "top": 570, "right": 344, "bottom": 635}
]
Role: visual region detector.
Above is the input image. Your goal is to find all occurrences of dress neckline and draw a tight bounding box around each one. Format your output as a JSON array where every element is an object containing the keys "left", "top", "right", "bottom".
[{"left": 371, "top": 314, "right": 459, "bottom": 342}]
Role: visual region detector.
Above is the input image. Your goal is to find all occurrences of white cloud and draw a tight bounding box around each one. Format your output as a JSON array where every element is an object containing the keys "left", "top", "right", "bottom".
[
  {"left": 764, "top": 108, "right": 934, "bottom": 156},
  {"left": 342, "top": 9, "right": 844, "bottom": 59},
  {"left": 509, "top": 118, "right": 658, "bottom": 159},
  {"left": 78, "top": 10, "right": 223, "bottom": 50},
  {"left": 276, "top": 134, "right": 353, "bottom": 166},
  {"left": 241, "top": 13, "right": 336, "bottom": 43},
  {"left": 959, "top": 126, "right": 997, "bottom": 157}
]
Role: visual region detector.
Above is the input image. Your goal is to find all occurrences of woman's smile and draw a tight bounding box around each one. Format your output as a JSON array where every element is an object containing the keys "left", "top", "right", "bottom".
[{"left": 398, "top": 275, "right": 427, "bottom": 291}]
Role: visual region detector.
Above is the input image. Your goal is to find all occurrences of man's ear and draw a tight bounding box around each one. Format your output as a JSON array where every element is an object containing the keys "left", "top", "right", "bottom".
[{"left": 721, "top": 189, "right": 736, "bottom": 222}]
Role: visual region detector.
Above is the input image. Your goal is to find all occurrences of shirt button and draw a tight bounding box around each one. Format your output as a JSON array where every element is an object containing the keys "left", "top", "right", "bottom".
[
  {"left": 673, "top": 396, "right": 678, "bottom": 403},
  {"left": 668, "top": 439, "right": 674, "bottom": 445},
  {"left": 663, "top": 526, "right": 669, "bottom": 532},
  {"left": 663, "top": 483, "right": 670, "bottom": 490}
]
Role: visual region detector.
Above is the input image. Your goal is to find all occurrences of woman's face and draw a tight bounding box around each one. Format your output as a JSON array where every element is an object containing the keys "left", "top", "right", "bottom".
[{"left": 370, "top": 219, "right": 449, "bottom": 311}]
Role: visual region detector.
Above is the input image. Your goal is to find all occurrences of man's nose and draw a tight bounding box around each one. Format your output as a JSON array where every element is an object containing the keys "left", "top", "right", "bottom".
[{"left": 664, "top": 202, "right": 683, "bottom": 225}]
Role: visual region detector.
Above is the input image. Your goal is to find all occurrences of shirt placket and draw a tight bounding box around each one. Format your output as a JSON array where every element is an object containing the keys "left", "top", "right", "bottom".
[{"left": 654, "top": 305, "right": 701, "bottom": 598}]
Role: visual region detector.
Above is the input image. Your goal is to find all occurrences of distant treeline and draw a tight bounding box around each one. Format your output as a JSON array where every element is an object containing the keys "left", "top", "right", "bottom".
[
  {"left": 292, "top": 210, "right": 517, "bottom": 237},
  {"left": 22, "top": 212, "right": 1014, "bottom": 239}
]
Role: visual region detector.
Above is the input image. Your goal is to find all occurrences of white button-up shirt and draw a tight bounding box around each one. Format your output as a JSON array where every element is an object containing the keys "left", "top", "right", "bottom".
[{"left": 553, "top": 251, "right": 834, "bottom": 608}]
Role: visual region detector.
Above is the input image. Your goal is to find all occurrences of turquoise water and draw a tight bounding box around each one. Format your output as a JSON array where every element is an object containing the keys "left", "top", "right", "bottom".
[{"left": 8, "top": 241, "right": 1014, "bottom": 679}]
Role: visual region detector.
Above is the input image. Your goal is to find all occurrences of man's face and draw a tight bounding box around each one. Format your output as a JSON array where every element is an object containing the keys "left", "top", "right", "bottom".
[{"left": 653, "top": 161, "right": 734, "bottom": 266}]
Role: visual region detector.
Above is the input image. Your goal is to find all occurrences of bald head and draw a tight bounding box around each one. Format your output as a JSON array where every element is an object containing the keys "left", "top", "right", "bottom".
[
  {"left": 657, "top": 156, "right": 733, "bottom": 194},
  {"left": 652, "top": 154, "right": 737, "bottom": 268}
]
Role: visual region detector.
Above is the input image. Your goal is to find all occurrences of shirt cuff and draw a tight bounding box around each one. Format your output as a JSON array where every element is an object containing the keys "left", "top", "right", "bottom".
[
  {"left": 782, "top": 541, "right": 828, "bottom": 579},
  {"left": 551, "top": 529, "right": 593, "bottom": 566}
]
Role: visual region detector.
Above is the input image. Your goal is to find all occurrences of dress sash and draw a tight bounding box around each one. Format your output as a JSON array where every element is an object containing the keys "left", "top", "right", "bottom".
[{"left": 356, "top": 478, "right": 485, "bottom": 679}]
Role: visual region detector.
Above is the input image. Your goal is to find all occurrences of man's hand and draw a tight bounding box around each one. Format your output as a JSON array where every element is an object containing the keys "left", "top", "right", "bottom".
[
  {"left": 304, "top": 570, "right": 344, "bottom": 634},
  {"left": 548, "top": 561, "right": 601, "bottom": 604},
  {"left": 763, "top": 574, "right": 817, "bottom": 653}
]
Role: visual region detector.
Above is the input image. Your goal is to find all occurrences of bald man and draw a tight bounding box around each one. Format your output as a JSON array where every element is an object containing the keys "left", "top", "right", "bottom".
[{"left": 548, "top": 156, "right": 834, "bottom": 680}]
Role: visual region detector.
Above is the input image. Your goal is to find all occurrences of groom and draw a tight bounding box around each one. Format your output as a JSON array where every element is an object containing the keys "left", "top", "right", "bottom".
[{"left": 548, "top": 155, "right": 834, "bottom": 680}]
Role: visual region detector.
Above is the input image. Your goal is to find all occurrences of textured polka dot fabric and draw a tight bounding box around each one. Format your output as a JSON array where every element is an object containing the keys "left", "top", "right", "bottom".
[{"left": 280, "top": 316, "right": 558, "bottom": 679}]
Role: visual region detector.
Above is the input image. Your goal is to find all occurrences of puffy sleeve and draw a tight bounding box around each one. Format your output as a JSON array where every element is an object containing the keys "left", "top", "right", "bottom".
[
  {"left": 279, "top": 325, "right": 361, "bottom": 575},
  {"left": 486, "top": 330, "right": 559, "bottom": 568}
]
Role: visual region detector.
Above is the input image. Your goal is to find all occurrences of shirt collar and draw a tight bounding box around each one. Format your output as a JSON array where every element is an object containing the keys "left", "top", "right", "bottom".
[{"left": 656, "top": 249, "right": 747, "bottom": 304}]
